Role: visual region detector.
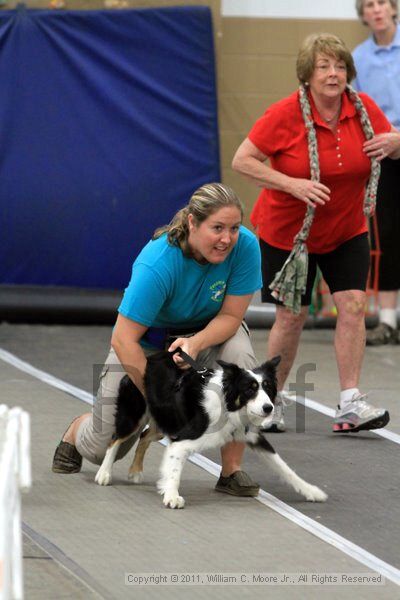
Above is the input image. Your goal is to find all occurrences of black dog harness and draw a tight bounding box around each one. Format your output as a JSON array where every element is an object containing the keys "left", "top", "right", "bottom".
[{"left": 172, "top": 348, "right": 212, "bottom": 380}]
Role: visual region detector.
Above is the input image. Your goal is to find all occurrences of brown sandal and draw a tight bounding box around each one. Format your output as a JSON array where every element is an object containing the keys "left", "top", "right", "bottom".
[
  {"left": 52, "top": 441, "right": 82, "bottom": 474},
  {"left": 215, "top": 470, "right": 259, "bottom": 497},
  {"left": 52, "top": 416, "right": 83, "bottom": 474}
]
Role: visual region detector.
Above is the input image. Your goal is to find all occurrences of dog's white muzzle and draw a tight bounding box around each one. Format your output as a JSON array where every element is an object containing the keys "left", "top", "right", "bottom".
[{"left": 247, "top": 393, "right": 274, "bottom": 425}]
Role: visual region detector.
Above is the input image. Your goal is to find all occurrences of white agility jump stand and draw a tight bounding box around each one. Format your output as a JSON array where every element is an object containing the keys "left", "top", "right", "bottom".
[{"left": 0, "top": 406, "right": 31, "bottom": 600}]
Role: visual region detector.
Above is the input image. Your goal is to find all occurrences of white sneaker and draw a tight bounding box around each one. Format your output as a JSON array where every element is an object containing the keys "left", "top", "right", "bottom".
[
  {"left": 261, "top": 392, "right": 285, "bottom": 433},
  {"left": 333, "top": 393, "right": 390, "bottom": 433}
]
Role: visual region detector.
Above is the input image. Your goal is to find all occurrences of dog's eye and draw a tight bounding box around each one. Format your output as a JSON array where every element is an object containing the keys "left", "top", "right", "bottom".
[
  {"left": 244, "top": 382, "right": 258, "bottom": 399},
  {"left": 262, "top": 381, "right": 270, "bottom": 391}
]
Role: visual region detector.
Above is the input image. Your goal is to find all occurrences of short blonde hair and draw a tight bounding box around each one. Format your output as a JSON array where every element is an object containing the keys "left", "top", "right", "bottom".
[
  {"left": 355, "top": 0, "right": 398, "bottom": 21},
  {"left": 153, "top": 183, "right": 243, "bottom": 256},
  {"left": 296, "top": 33, "right": 357, "bottom": 84}
]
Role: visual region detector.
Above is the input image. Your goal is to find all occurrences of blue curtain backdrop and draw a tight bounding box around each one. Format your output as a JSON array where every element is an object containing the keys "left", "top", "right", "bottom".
[{"left": 0, "top": 4, "right": 220, "bottom": 289}]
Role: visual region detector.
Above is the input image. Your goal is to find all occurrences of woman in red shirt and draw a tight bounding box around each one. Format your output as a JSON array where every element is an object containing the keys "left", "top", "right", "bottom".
[{"left": 233, "top": 33, "right": 400, "bottom": 434}]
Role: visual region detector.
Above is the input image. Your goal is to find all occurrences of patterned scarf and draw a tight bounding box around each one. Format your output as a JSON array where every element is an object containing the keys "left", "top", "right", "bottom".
[{"left": 269, "top": 83, "right": 381, "bottom": 314}]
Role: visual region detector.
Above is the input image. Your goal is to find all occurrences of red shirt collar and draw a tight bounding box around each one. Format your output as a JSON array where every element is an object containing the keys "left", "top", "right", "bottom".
[{"left": 307, "top": 89, "right": 356, "bottom": 128}]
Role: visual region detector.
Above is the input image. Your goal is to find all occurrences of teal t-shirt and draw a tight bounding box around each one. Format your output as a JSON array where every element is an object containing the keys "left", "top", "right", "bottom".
[{"left": 118, "top": 225, "right": 262, "bottom": 330}]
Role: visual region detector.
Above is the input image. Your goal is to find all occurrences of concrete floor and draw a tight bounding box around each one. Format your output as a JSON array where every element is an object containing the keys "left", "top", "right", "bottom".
[{"left": 0, "top": 321, "right": 399, "bottom": 599}]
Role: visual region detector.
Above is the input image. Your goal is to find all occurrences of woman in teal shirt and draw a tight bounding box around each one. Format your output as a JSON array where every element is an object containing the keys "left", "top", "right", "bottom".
[{"left": 53, "top": 183, "right": 263, "bottom": 497}]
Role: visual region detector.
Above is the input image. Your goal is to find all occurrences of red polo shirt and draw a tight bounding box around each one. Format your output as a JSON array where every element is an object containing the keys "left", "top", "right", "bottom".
[{"left": 248, "top": 90, "right": 391, "bottom": 253}]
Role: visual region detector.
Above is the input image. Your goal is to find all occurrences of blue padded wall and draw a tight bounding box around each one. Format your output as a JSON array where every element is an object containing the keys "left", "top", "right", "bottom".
[{"left": 0, "top": 4, "right": 220, "bottom": 289}]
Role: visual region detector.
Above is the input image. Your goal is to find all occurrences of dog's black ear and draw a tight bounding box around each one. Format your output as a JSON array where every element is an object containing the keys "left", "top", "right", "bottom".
[
  {"left": 254, "top": 356, "right": 281, "bottom": 378},
  {"left": 255, "top": 355, "right": 281, "bottom": 375},
  {"left": 216, "top": 359, "right": 229, "bottom": 368},
  {"left": 216, "top": 360, "right": 242, "bottom": 378},
  {"left": 269, "top": 355, "right": 281, "bottom": 368},
  {"left": 217, "top": 359, "right": 238, "bottom": 370}
]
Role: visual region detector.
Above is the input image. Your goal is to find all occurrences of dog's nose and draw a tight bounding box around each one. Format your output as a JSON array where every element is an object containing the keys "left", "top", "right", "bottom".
[{"left": 262, "top": 403, "right": 273, "bottom": 415}]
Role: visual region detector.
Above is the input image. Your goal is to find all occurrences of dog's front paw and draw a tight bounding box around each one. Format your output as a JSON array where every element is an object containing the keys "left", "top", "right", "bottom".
[
  {"left": 304, "top": 485, "right": 328, "bottom": 503},
  {"left": 95, "top": 468, "right": 112, "bottom": 486},
  {"left": 163, "top": 493, "right": 185, "bottom": 509},
  {"left": 128, "top": 470, "right": 144, "bottom": 484}
]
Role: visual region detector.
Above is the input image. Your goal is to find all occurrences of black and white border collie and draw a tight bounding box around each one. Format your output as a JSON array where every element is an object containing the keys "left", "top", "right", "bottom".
[{"left": 95, "top": 351, "right": 327, "bottom": 508}]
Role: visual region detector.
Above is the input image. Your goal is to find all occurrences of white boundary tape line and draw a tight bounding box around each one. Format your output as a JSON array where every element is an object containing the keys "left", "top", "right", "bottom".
[
  {"left": 188, "top": 452, "right": 400, "bottom": 587},
  {"left": 0, "top": 349, "right": 94, "bottom": 405},
  {"left": 1, "top": 347, "right": 400, "bottom": 586}
]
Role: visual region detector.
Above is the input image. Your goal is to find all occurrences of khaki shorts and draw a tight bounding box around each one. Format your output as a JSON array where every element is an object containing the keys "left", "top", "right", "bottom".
[{"left": 75, "top": 322, "right": 257, "bottom": 465}]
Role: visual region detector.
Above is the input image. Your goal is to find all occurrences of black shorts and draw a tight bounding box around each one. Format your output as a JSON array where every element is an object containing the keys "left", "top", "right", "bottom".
[
  {"left": 370, "top": 158, "right": 400, "bottom": 290},
  {"left": 260, "top": 233, "right": 370, "bottom": 306}
]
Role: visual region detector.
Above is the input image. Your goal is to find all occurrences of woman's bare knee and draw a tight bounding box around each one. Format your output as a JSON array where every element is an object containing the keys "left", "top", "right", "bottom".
[
  {"left": 334, "top": 290, "right": 366, "bottom": 321},
  {"left": 275, "top": 305, "right": 308, "bottom": 332}
]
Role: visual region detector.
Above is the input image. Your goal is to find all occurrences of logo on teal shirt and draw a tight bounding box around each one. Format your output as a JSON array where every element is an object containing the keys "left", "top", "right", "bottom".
[{"left": 210, "top": 280, "right": 226, "bottom": 302}]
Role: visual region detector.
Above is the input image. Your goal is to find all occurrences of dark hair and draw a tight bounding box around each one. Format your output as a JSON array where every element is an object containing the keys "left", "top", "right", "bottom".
[
  {"left": 153, "top": 183, "right": 243, "bottom": 256},
  {"left": 296, "top": 33, "right": 357, "bottom": 84}
]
